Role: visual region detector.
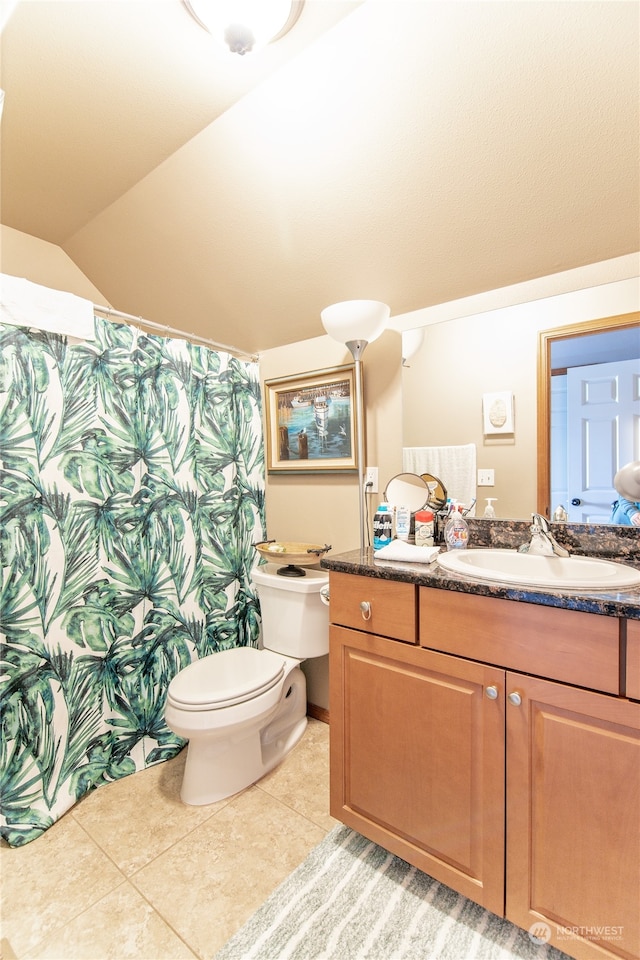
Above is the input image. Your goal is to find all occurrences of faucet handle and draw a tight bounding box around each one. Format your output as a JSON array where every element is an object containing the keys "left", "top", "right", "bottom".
[{"left": 531, "top": 512, "right": 550, "bottom": 533}]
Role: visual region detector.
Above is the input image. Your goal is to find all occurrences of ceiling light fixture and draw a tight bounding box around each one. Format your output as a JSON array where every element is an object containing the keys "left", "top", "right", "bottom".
[{"left": 184, "top": 0, "right": 304, "bottom": 55}]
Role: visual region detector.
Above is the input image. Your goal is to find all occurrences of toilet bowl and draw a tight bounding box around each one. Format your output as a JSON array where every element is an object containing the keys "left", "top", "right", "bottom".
[{"left": 164, "top": 564, "right": 329, "bottom": 805}]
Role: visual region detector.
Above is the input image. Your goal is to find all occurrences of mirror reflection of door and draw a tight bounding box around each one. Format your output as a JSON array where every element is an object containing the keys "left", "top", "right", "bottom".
[
  {"left": 567, "top": 358, "right": 639, "bottom": 521},
  {"left": 550, "top": 328, "right": 640, "bottom": 523}
]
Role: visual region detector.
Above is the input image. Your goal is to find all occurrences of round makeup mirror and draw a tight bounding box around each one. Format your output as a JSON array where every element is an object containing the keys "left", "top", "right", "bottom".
[{"left": 384, "top": 473, "right": 430, "bottom": 512}]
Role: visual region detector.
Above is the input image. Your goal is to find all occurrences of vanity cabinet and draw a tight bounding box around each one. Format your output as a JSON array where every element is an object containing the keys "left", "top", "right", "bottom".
[
  {"left": 329, "top": 572, "right": 640, "bottom": 960},
  {"left": 627, "top": 619, "right": 640, "bottom": 701}
]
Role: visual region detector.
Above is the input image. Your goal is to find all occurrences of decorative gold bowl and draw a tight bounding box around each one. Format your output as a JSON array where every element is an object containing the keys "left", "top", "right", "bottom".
[{"left": 254, "top": 541, "right": 331, "bottom": 565}]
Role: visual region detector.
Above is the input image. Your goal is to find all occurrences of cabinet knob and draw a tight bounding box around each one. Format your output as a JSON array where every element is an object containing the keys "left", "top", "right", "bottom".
[
  {"left": 359, "top": 601, "right": 372, "bottom": 621},
  {"left": 485, "top": 685, "right": 499, "bottom": 700},
  {"left": 508, "top": 691, "right": 522, "bottom": 707}
]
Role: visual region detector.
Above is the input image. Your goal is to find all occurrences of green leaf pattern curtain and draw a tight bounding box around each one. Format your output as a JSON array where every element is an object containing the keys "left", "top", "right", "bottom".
[{"left": 0, "top": 316, "right": 265, "bottom": 846}]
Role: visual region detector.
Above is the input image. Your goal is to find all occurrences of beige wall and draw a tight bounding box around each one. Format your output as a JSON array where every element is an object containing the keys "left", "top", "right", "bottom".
[
  {"left": 402, "top": 277, "right": 640, "bottom": 520},
  {"left": 1, "top": 225, "right": 110, "bottom": 303},
  {"left": 402, "top": 311, "right": 539, "bottom": 519}
]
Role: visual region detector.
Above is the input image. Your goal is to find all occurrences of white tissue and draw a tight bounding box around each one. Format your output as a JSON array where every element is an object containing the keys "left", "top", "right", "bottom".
[{"left": 373, "top": 541, "right": 441, "bottom": 564}]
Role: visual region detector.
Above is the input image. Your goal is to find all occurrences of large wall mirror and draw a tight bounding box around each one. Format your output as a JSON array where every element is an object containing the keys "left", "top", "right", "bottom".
[
  {"left": 402, "top": 308, "right": 639, "bottom": 524},
  {"left": 537, "top": 311, "right": 639, "bottom": 523}
]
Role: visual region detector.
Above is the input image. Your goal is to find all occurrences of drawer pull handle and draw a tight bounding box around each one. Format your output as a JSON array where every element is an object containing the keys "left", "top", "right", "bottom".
[
  {"left": 359, "top": 601, "right": 372, "bottom": 621},
  {"left": 508, "top": 691, "right": 522, "bottom": 707},
  {"left": 485, "top": 685, "right": 499, "bottom": 700}
]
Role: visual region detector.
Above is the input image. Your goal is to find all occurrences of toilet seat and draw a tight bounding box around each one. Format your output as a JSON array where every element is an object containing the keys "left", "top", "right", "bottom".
[{"left": 167, "top": 647, "right": 285, "bottom": 711}]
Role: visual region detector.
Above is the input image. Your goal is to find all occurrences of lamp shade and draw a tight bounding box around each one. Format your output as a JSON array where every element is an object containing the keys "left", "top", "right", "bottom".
[{"left": 321, "top": 300, "right": 390, "bottom": 345}]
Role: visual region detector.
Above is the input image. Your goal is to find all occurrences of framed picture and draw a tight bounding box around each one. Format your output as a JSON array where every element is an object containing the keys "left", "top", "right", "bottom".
[
  {"left": 482, "top": 390, "right": 515, "bottom": 435},
  {"left": 264, "top": 364, "right": 359, "bottom": 474}
]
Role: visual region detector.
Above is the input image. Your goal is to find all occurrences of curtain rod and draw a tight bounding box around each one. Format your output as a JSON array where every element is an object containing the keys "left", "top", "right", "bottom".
[{"left": 93, "top": 303, "right": 259, "bottom": 362}]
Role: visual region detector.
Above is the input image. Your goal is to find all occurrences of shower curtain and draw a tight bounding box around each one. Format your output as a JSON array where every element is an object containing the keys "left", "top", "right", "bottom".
[{"left": 0, "top": 316, "right": 266, "bottom": 846}]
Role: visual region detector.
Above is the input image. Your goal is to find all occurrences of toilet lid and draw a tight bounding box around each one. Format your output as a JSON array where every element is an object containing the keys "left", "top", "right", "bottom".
[{"left": 167, "top": 647, "right": 285, "bottom": 710}]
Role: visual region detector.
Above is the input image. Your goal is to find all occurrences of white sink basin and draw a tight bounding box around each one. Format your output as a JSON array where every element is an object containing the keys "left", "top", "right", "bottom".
[{"left": 436, "top": 549, "right": 640, "bottom": 591}]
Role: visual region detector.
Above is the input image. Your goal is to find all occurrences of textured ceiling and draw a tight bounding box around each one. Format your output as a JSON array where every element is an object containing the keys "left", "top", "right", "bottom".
[{"left": 1, "top": 0, "right": 638, "bottom": 353}]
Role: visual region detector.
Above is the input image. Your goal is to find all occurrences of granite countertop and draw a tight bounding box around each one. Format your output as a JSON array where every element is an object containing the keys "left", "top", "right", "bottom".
[{"left": 321, "top": 547, "right": 640, "bottom": 619}]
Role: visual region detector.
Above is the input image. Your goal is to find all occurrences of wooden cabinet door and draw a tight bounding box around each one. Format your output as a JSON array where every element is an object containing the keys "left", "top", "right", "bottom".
[
  {"left": 330, "top": 624, "right": 506, "bottom": 915},
  {"left": 506, "top": 673, "right": 640, "bottom": 960},
  {"left": 627, "top": 620, "right": 640, "bottom": 701}
]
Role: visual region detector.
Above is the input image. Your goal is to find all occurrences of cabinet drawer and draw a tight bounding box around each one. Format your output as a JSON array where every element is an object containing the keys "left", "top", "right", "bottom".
[
  {"left": 329, "top": 572, "right": 417, "bottom": 643},
  {"left": 420, "top": 588, "right": 620, "bottom": 694},
  {"left": 627, "top": 620, "right": 640, "bottom": 701}
]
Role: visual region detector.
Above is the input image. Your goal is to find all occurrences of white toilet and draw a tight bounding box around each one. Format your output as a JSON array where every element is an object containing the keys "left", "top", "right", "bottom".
[{"left": 164, "top": 564, "right": 329, "bottom": 805}]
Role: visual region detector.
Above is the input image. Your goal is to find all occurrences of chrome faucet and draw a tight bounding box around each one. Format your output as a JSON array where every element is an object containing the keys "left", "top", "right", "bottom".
[{"left": 518, "top": 513, "right": 570, "bottom": 557}]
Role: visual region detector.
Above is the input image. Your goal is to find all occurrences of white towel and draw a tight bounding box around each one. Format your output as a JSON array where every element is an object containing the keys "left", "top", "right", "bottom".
[
  {"left": 0, "top": 273, "right": 95, "bottom": 340},
  {"left": 403, "top": 444, "right": 477, "bottom": 515},
  {"left": 374, "top": 541, "right": 441, "bottom": 564}
]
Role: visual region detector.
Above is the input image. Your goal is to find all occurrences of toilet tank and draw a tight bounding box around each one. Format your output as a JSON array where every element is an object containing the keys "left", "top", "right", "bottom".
[{"left": 252, "top": 564, "right": 329, "bottom": 659}]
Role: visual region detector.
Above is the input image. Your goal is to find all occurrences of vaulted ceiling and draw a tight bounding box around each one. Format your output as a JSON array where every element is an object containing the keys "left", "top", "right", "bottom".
[{"left": 1, "top": 1, "right": 638, "bottom": 353}]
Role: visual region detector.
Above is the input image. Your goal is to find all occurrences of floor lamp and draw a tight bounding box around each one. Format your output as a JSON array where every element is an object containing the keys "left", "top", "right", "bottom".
[{"left": 320, "top": 300, "right": 390, "bottom": 552}]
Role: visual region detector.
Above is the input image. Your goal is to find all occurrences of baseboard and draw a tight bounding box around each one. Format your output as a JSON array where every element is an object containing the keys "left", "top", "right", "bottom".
[{"left": 307, "top": 702, "right": 329, "bottom": 725}]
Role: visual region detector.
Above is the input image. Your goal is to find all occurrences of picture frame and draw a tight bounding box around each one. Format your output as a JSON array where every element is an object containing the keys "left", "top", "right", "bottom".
[
  {"left": 482, "top": 390, "right": 515, "bottom": 435},
  {"left": 264, "top": 364, "right": 359, "bottom": 474}
]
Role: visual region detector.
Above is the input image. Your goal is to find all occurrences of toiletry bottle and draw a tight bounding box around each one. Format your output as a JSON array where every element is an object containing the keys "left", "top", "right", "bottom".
[
  {"left": 395, "top": 505, "right": 411, "bottom": 541},
  {"left": 553, "top": 504, "right": 568, "bottom": 522},
  {"left": 484, "top": 498, "right": 497, "bottom": 518},
  {"left": 444, "top": 504, "right": 469, "bottom": 550},
  {"left": 414, "top": 509, "right": 435, "bottom": 546},
  {"left": 373, "top": 503, "right": 393, "bottom": 550}
]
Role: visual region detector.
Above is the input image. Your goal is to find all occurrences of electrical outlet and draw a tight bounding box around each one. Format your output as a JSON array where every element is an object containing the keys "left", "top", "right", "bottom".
[
  {"left": 364, "top": 466, "right": 378, "bottom": 494},
  {"left": 477, "top": 469, "right": 495, "bottom": 487}
]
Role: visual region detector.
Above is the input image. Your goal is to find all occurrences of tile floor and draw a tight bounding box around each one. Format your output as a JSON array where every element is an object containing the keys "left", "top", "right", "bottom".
[{"left": 1, "top": 718, "right": 336, "bottom": 960}]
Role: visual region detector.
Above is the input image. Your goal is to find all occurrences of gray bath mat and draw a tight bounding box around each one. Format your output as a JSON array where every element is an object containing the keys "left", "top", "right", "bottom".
[{"left": 214, "top": 824, "right": 571, "bottom": 960}]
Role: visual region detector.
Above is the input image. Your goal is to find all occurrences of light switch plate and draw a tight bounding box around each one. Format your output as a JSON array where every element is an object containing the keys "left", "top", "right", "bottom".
[{"left": 478, "top": 469, "right": 495, "bottom": 486}]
